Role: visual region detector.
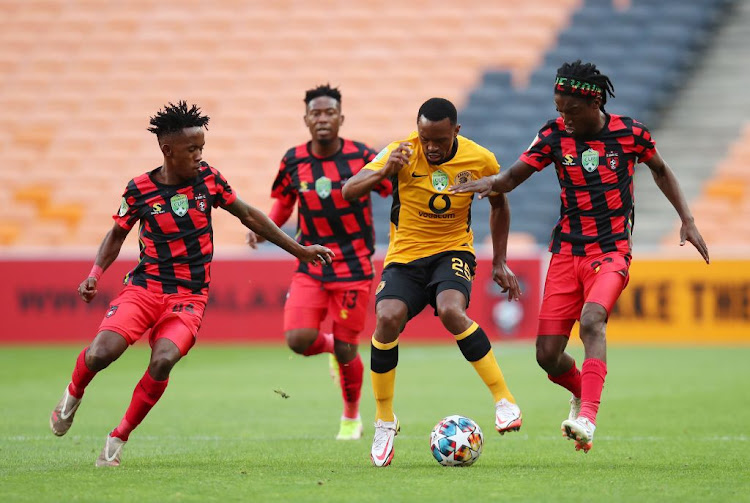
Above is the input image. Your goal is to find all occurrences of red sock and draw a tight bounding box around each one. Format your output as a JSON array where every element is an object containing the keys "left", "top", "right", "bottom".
[
  {"left": 547, "top": 361, "right": 582, "bottom": 398},
  {"left": 68, "top": 347, "right": 97, "bottom": 399},
  {"left": 338, "top": 353, "right": 363, "bottom": 419},
  {"left": 302, "top": 332, "right": 334, "bottom": 356},
  {"left": 578, "top": 358, "right": 607, "bottom": 425},
  {"left": 111, "top": 370, "right": 169, "bottom": 441}
]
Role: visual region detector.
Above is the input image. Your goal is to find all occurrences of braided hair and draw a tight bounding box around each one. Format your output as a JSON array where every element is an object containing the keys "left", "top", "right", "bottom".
[{"left": 555, "top": 60, "right": 615, "bottom": 111}]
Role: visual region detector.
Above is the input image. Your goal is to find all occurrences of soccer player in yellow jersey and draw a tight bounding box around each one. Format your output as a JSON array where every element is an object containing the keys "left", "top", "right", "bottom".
[{"left": 342, "top": 98, "right": 523, "bottom": 467}]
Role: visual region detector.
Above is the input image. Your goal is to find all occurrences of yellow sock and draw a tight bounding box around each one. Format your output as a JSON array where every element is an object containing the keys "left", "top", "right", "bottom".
[
  {"left": 454, "top": 322, "right": 515, "bottom": 404},
  {"left": 471, "top": 349, "right": 515, "bottom": 403},
  {"left": 371, "top": 368, "right": 396, "bottom": 422},
  {"left": 371, "top": 337, "right": 398, "bottom": 422}
]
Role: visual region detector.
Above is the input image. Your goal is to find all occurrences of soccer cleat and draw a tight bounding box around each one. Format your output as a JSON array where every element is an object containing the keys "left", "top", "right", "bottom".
[
  {"left": 568, "top": 395, "right": 582, "bottom": 421},
  {"left": 95, "top": 434, "right": 127, "bottom": 467},
  {"left": 561, "top": 416, "right": 596, "bottom": 453},
  {"left": 50, "top": 387, "right": 81, "bottom": 437},
  {"left": 329, "top": 353, "right": 339, "bottom": 384},
  {"left": 336, "top": 416, "right": 363, "bottom": 440},
  {"left": 495, "top": 398, "right": 522, "bottom": 434},
  {"left": 370, "top": 416, "right": 399, "bottom": 467}
]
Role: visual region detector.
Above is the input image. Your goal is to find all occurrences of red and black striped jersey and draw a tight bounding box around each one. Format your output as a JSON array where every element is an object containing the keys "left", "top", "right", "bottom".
[
  {"left": 113, "top": 162, "right": 237, "bottom": 295},
  {"left": 520, "top": 114, "right": 656, "bottom": 256},
  {"left": 271, "top": 138, "right": 392, "bottom": 282}
]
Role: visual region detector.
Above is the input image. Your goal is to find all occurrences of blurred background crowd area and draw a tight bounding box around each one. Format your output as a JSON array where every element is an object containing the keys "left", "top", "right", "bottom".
[{"left": 1, "top": 0, "right": 747, "bottom": 256}]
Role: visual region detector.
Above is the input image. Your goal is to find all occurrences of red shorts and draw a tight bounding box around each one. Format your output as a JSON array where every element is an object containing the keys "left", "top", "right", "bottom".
[
  {"left": 283, "top": 273, "right": 372, "bottom": 343},
  {"left": 538, "top": 252, "right": 630, "bottom": 337},
  {"left": 97, "top": 284, "right": 207, "bottom": 356}
]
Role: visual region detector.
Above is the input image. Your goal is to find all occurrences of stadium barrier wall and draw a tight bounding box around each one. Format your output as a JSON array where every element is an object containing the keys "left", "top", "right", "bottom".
[
  {"left": 3, "top": 257, "right": 746, "bottom": 344},
  {"left": 606, "top": 259, "right": 750, "bottom": 344},
  {"left": 0, "top": 257, "right": 542, "bottom": 344}
]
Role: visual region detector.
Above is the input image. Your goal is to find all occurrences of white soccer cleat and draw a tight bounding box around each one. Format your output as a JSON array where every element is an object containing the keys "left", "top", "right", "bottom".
[
  {"left": 494, "top": 398, "right": 522, "bottom": 434},
  {"left": 561, "top": 416, "right": 596, "bottom": 453},
  {"left": 336, "top": 416, "right": 363, "bottom": 440},
  {"left": 95, "top": 434, "right": 127, "bottom": 467},
  {"left": 50, "top": 387, "right": 81, "bottom": 437},
  {"left": 568, "top": 395, "right": 582, "bottom": 421},
  {"left": 370, "top": 416, "right": 399, "bottom": 467}
]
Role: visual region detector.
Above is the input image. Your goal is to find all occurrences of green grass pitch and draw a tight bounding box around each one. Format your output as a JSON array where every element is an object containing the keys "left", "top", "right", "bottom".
[{"left": 1, "top": 344, "right": 748, "bottom": 502}]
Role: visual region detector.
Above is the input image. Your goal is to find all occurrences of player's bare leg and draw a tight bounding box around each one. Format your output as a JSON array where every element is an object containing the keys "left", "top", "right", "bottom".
[
  {"left": 437, "top": 289, "right": 521, "bottom": 434},
  {"left": 561, "top": 303, "right": 607, "bottom": 452},
  {"left": 51, "top": 331, "right": 128, "bottom": 436},
  {"left": 97, "top": 336, "right": 182, "bottom": 467},
  {"left": 537, "top": 333, "right": 584, "bottom": 427},
  {"left": 370, "top": 299, "right": 406, "bottom": 466}
]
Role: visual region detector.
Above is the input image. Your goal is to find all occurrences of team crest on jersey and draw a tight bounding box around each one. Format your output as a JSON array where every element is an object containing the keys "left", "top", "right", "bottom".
[
  {"left": 106, "top": 305, "right": 118, "bottom": 318},
  {"left": 195, "top": 193, "right": 208, "bottom": 212},
  {"left": 431, "top": 170, "right": 449, "bottom": 191},
  {"left": 581, "top": 148, "right": 600, "bottom": 172},
  {"left": 170, "top": 194, "right": 189, "bottom": 217},
  {"left": 375, "top": 281, "right": 386, "bottom": 294},
  {"left": 315, "top": 176, "right": 332, "bottom": 198},
  {"left": 606, "top": 151, "right": 619, "bottom": 170},
  {"left": 562, "top": 154, "right": 576, "bottom": 166},
  {"left": 118, "top": 197, "right": 129, "bottom": 217},
  {"left": 454, "top": 170, "right": 473, "bottom": 185}
]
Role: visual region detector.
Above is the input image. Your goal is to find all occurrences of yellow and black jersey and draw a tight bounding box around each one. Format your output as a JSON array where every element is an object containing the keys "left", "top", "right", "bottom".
[{"left": 364, "top": 131, "right": 500, "bottom": 266}]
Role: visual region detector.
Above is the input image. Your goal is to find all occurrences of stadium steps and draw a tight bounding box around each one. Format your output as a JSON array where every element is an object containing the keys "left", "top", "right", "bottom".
[
  {"left": 631, "top": 0, "right": 749, "bottom": 252},
  {"left": 1, "top": 0, "right": 579, "bottom": 249},
  {"left": 460, "top": 0, "right": 735, "bottom": 247}
]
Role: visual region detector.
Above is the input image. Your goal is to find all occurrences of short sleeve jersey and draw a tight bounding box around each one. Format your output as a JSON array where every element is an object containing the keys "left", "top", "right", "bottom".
[
  {"left": 270, "top": 138, "right": 391, "bottom": 282},
  {"left": 520, "top": 114, "right": 656, "bottom": 256},
  {"left": 364, "top": 131, "right": 501, "bottom": 266},
  {"left": 114, "top": 162, "right": 237, "bottom": 295}
]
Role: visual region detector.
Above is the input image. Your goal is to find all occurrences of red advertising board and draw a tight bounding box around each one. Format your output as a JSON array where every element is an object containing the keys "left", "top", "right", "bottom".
[{"left": 0, "top": 255, "right": 541, "bottom": 344}]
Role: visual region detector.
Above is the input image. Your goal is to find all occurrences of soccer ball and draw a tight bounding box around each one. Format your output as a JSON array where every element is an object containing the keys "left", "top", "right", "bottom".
[{"left": 429, "top": 415, "right": 484, "bottom": 466}]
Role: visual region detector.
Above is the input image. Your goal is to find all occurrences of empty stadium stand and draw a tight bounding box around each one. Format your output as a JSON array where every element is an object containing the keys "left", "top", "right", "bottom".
[{"left": 0, "top": 0, "right": 742, "bottom": 256}]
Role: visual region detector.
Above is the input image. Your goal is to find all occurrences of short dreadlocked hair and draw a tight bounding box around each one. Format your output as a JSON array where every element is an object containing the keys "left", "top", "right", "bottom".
[
  {"left": 555, "top": 60, "right": 615, "bottom": 111},
  {"left": 147, "top": 101, "right": 210, "bottom": 139},
  {"left": 304, "top": 84, "right": 341, "bottom": 106}
]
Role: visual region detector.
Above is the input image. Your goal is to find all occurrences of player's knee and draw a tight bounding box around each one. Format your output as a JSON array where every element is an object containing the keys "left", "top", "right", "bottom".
[
  {"left": 376, "top": 310, "right": 405, "bottom": 337},
  {"left": 535, "top": 345, "right": 559, "bottom": 371},
  {"left": 334, "top": 342, "right": 358, "bottom": 364},
  {"left": 579, "top": 311, "right": 606, "bottom": 340},
  {"left": 148, "top": 355, "right": 178, "bottom": 379},
  {"left": 285, "top": 330, "right": 315, "bottom": 355},
  {"left": 85, "top": 345, "right": 117, "bottom": 371},
  {"left": 436, "top": 303, "right": 465, "bottom": 332}
]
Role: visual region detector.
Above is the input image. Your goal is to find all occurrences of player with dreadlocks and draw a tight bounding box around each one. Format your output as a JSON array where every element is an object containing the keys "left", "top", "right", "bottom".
[
  {"left": 451, "top": 60, "right": 709, "bottom": 452},
  {"left": 50, "top": 101, "right": 334, "bottom": 467},
  {"left": 246, "top": 84, "right": 392, "bottom": 441}
]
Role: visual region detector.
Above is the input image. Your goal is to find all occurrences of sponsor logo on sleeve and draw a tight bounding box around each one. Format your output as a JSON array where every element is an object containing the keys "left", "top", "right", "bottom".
[{"left": 118, "top": 198, "right": 129, "bottom": 217}]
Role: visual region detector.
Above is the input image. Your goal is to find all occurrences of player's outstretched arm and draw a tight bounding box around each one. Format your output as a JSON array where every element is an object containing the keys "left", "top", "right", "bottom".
[
  {"left": 645, "top": 150, "right": 710, "bottom": 264},
  {"left": 488, "top": 193, "right": 521, "bottom": 301},
  {"left": 342, "top": 142, "right": 412, "bottom": 201},
  {"left": 78, "top": 223, "right": 130, "bottom": 303},
  {"left": 226, "top": 197, "right": 334, "bottom": 265},
  {"left": 246, "top": 198, "right": 294, "bottom": 249},
  {"left": 449, "top": 160, "right": 536, "bottom": 199}
]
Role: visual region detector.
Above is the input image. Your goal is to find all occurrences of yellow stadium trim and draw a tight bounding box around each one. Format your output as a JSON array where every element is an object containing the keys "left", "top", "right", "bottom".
[
  {"left": 454, "top": 322, "right": 479, "bottom": 341},
  {"left": 371, "top": 337, "right": 399, "bottom": 350}
]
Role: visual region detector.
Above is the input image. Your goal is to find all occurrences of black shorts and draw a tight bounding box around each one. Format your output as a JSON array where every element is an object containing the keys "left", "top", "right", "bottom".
[{"left": 375, "top": 250, "right": 476, "bottom": 320}]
